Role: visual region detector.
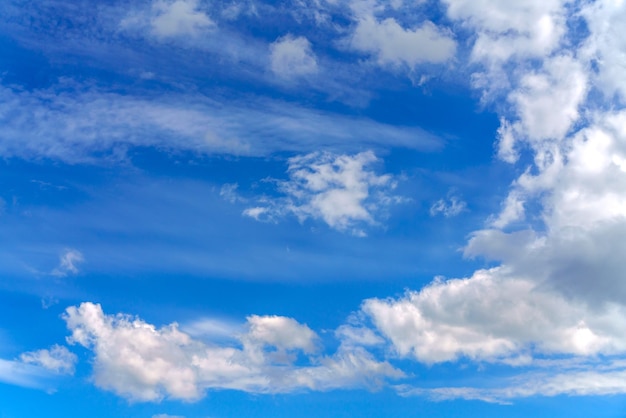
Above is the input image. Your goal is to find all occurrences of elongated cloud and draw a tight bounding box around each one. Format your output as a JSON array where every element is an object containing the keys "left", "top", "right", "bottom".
[
  {"left": 63, "top": 302, "right": 401, "bottom": 402},
  {"left": 0, "top": 85, "right": 440, "bottom": 163}
]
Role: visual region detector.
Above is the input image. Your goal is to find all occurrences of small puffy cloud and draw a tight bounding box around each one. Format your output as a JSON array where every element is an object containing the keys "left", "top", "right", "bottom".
[
  {"left": 152, "top": 415, "right": 185, "bottom": 418},
  {"left": 51, "top": 249, "right": 84, "bottom": 277},
  {"left": 242, "top": 206, "right": 271, "bottom": 221},
  {"left": 429, "top": 194, "right": 467, "bottom": 217},
  {"left": 349, "top": 17, "right": 456, "bottom": 68},
  {"left": 245, "top": 315, "right": 318, "bottom": 354},
  {"left": 244, "top": 151, "right": 402, "bottom": 235},
  {"left": 20, "top": 345, "right": 77, "bottom": 375},
  {"left": 63, "top": 302, "right": 400, "bottom": 402},
  {"left": 270, "top": 35, "right": 318, "bottom": 78},
  {"left": 121, "top": 0, "right": 214, "bottom": 39}
]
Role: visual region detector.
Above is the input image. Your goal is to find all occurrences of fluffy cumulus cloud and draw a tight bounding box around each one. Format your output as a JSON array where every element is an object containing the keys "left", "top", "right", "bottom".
[
  {"left": 63, "top": 302, "right": 401, "bottom": 402},
  {"left": 20, "top": 345, "right": 77, "bottom": 375},
  {"left": 580, "top": 0, "right": 626, "bottom": 102},
  {"left": 120, "top": 0, "right": 214, "bottom": 39},
  {"left": 363, "top": 268, "right": 626, "bottom": 365},
  {"left": 244, "top": 151, "right": 402, "bottom": 235},
  {"left": 349, "top": 17, "right": 456, "bottom": 68},
  {"left": 270, "top": 35, "right": 318, "bottom": 78},
  {"left": 362, "top": 0, "right": 626, "bottom": 401},
  {"left": 442, "top": 0, "right": 568, "bottom": 64}
]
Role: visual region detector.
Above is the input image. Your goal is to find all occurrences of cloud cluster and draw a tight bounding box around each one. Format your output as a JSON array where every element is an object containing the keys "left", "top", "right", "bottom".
[
  {"left": 244, "top": 151, "right": 402, "bottom": 235},
  {"left": 63, "top": 302, "right": 401, "bottom": 401},
  {"left": 367, "top": 0, "right": 626, "bottom": 401}
]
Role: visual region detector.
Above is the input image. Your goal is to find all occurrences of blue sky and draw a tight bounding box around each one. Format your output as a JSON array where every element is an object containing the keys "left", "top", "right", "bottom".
[{"left": 2, "top": 0, "right": 626, "bottom": 417}]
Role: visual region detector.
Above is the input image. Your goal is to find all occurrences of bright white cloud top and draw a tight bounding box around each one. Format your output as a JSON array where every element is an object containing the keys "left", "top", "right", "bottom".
[{"left": 2, "top": 0, "right": 626, "bottom": 417}]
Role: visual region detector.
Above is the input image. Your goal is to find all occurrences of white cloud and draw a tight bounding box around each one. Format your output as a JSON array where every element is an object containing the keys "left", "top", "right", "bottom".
[
  {"left": 183, "top": 317, "right": 242, "bottom": 341},
  {"left": 0, "top": 358, "right": 56, "bottom": 389},
  {"left": 429, "top": 194, "right": 467, "bottom": 217},
  {"left": 335, "top": 325, "right": 384, "bottom": 347},
  {"left": 442, "top": 0, "right": 568, "bottom": 64},
  {"left": 270, "top": 35, "right": 318, "bottom": 78},
  {"left": 355, "top": 0, "right": 626, "bottom": 402},
  {"left": 63, "top": 302, "right": 401, "bottom": 402},
  {"left": 245, "top": 315, "right": 318, "bottom": 354},
  {"left": 399, "top": 364, "right": 626, "bottom": 403},
  {"left": 363, "top": 269, "right": 626, "bottom": 365},
  {"left": 349, "top": 17, "right": 456, "bottom": 68},
  {"left": 506, "top": 54, "right": 588, "bottom": 143},
  {"left": 51, "top": 249, "right": 84, "bottom": 277},
  {"left": 219, "top": 183, "right": 246, "bottom": 204},
  {"left": 20, "top": 345, "right": 77, "bottom": 375},
  {"left": 0, "top": 83, "right": 440, "bottom": 163},
  {"left": 153, "top": 415, "right": 185, "bottom": 418},
  {"left": 121, "top": 0, "right": 214, "bottom": 39},
  {"left": 581, "top": 1, "right": 626, "bottom": 103},
  {"left": 244, "top": 151, "right": 402, "bottom": 235}
]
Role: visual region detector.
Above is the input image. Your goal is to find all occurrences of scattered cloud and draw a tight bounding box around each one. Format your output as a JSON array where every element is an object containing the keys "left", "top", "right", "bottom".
[
  {"left": 63, "top": 302, "right": 401, "bottom": 402},
  {"left": 219, "top": 183, "right": 246, "bottom": 204},
  {"left": 349, "top": 17, "right": 456, "bottom": 68},
  {"left": 120, "top": 0, "right": 214, "bottom": 39},
  {"left": 429, "top": 194, "right": 467, "bottom": 217},
  {"left": 20, "top": 345, "right": 77, "bottom": 375},
  {"left": 51, "top": 249, "right": 84, "bottom": 277},
  {"left": 243, "top": 151, "right": 403, "bottom": 235},
  {"left": 270, "top": 35, "right": 318, "bottom": 79}
]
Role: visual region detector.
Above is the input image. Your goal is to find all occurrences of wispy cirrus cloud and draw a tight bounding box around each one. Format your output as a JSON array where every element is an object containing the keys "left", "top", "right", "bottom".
[
  {"left": 51, "top": 249, "right": 84, "bottom": 277},
  {"left": 0, "top": 83, "right": 441, "bottom": 163}
]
